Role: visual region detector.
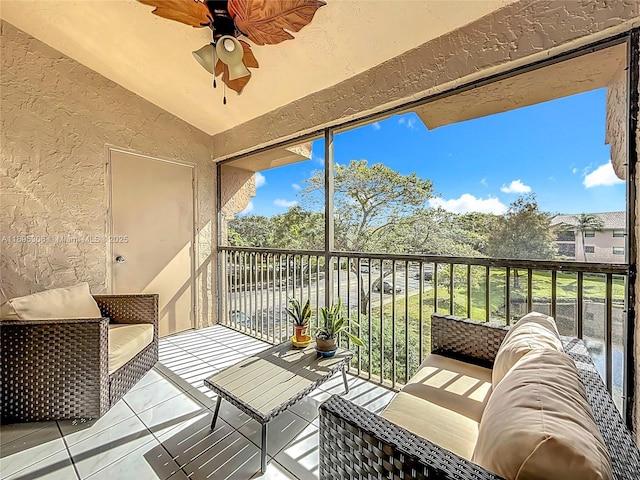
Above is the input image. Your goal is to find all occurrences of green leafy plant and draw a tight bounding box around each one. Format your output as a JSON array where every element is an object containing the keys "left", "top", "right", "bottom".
[
  {"left": 285, "top": 298, "right": 311, "bottom": 327},
  {"left": 316, "top": 298, "right": 364, "bottom": 347}
]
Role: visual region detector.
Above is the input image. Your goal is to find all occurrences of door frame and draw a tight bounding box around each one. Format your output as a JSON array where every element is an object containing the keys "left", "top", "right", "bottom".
[{"left": 106, "top": 146, "right": 198, "bottom": 330}]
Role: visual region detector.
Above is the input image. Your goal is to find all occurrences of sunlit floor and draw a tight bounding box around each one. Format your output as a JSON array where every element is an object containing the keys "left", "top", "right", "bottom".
[{"left": 0, "top": 325, "right": 395, "bottom": 479}]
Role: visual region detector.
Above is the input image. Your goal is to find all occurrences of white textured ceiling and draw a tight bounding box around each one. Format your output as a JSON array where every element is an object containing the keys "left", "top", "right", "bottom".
[{"left": 0, "top": 0, "right": 514, "bottom": 135}]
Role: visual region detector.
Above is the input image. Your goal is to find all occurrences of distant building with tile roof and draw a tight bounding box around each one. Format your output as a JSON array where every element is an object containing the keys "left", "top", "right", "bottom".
[{"left": 550, "top": 212, "right": 626, "bottom": 263}]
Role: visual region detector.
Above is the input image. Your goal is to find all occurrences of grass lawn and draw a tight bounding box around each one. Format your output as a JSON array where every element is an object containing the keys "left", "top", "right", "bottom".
[
  {"left": 349, "top": 268, "right": 626, "bottom": 385},
  {"left": 378, "top": 269, "right": 624, "bottom": 322}
]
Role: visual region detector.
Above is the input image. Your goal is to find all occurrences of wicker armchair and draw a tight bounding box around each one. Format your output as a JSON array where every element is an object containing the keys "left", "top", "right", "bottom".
[
  {"left": 1, "top": 294, "right": 158, "bottom": 422},
  {"left": 319, "top": 313, "right": 640, "bottom": 480}
]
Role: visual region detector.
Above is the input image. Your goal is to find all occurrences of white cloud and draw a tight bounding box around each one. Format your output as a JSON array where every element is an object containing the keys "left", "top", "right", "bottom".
[
  {"left": 238, "top": 201, "right": 254, "bottom": 215},
  {"left": 572, "top": 167, "right": 578, "bottom": 174},
  {"left": 254, "top": 172, "right": 266, "bottom": 188},
  {"left": 398, "top": 115, "right": 417, "bottom": 130},
  {"left": 274, "top": 198, "right": 298, "bottom": 208},
  {"left": 429, "top": 194, "right": 507, "bottom": 215},
  {"left": 372, "top": 122, "right": 381, "bottom": 130},
  {"left": 583, "top": 162, "right": 624, "bottom": 188},
  {"left": 500, "top": 179, "right": 531, "bottom": 194},
  {"left": 292, "top": 183, "right": 301, "bottom": 191},
  {"left": 480, "top": 178, "right": 488, "bottom": 188}
]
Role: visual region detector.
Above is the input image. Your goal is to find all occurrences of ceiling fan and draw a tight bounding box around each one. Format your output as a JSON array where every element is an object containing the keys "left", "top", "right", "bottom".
[{"left": 139, "top": 0, "right": 326, "bottom": 103}]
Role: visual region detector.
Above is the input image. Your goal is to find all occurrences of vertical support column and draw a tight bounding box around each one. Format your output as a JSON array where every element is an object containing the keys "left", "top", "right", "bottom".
[
  {"left": 625, "top": 29, "right": 638, "bottom": 431},
  {"left": 216, "top": 162, "right": 224, "bottom": 326},
  {"left": 324, "top": 129, "right": 335, "bottom": 309}
]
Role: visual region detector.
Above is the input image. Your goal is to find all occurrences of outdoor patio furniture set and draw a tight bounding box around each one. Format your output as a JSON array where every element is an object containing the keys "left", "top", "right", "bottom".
[
  {"left": 319, "top": 312, "right": 640, "bottom": 479},
  {"left": 2, "top": 283, "right": 640, "bottom": 479}
]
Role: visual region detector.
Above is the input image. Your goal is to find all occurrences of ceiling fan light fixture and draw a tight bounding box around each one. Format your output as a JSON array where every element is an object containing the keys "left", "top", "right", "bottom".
[
  {"left": 216, "top": 35, "right": 250, "bottom": 80},
  {"left": 226, "top": 61, "right": 251, "bottom": 81},
  {"left": 192, "top": 43, "right": 216, "bottom": 74}
]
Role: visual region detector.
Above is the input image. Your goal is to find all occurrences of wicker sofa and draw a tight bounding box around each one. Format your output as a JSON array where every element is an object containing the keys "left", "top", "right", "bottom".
[
  {"left": 319, "top": 313, "right": 640, "bottom": 479},
  {"left": 1, "top": 293, "right": 158, "bottom": 422}
]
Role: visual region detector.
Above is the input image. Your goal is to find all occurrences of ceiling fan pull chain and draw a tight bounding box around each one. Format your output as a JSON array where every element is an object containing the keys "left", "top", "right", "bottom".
[
  {"left": 213, "top": 48, "right": 217, "bottom": 88},
  {"left": 223, "top": 81, "right": 227, "bottom": 105}
]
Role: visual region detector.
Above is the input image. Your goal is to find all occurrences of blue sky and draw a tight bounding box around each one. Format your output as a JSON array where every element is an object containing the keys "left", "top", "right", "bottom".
[{"left": 240, "top": 88, "right": 625, "bottom": 217}]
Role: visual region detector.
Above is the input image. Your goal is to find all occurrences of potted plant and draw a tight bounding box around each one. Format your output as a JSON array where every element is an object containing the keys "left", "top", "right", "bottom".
[
  {"left": 285, "top": 298, "right": 312, "bottom": 342},
  {"left": 315, "top": 298, "right": 364, "bottom": 356}
]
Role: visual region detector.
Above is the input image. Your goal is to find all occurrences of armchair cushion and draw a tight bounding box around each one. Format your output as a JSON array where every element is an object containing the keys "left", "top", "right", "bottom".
[
  {"left": 492, "top": 311, "right": 563, "bottom": 387},
  {"left": 0, "top": 282, "right": 101, "bottom": 320},
  {"left": 108, "top": 323, "right": 154, "bottom": 374}
]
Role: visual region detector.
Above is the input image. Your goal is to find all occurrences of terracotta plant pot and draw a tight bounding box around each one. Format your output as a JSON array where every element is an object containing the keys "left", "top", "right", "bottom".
[
  {"left": 315, "top": 337, "right": 336, "bottom": 352},
  {"left": 294, "top": 325, "right": 308, "bottom": 342}
]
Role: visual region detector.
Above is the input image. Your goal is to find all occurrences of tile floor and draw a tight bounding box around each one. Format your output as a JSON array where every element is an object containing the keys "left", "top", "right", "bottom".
[{"left": 0, "top": 325, "right": 396, "bottom": 480}]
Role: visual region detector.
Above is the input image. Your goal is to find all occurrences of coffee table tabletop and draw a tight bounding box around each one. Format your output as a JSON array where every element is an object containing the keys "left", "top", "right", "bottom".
[{"left": 204, "top": 340, "right": 354, "bottom": 472}]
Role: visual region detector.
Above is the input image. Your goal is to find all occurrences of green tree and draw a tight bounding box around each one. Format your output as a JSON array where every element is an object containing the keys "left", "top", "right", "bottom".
[
  {"left": 303, "top": 160, "right": 433, "bottom": 312},
  {"left": 572, "top": 213, "right": 605, "bottom": 262},
  {"left": 398, "top": 208, "right": 496, "bottom": 256},
  {"left": 270, "top": 206, "right": 324, "bottom": 250},
  {"left": 487, "top": 195, "right": 555, "bottom": 291},
  {"left": 487, "top": 195, "right": 555, "bottom": 261},
  {"left": 228, "top": 215, "right": 274, "bottom": 248},
  {"left": 303, "top": 160, "right": 433, "bottom": 252}
]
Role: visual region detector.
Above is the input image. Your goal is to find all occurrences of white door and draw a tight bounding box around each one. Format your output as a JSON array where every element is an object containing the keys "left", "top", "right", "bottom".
[{"left": 109, "top": 149, "right": 195, "bottom": 337}]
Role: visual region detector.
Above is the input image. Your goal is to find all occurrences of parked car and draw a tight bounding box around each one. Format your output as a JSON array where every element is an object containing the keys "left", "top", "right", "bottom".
[
  {"left": 372, "top": 279, "right": 402, "bottom": 293},
  {"left": 414, "top": 269, "right": 434, "bottom": 281},
  {"left": 229, "top": 310, "right": 250, "bottom": 327}
]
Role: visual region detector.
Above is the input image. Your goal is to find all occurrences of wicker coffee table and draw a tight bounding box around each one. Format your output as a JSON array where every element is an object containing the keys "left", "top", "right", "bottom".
[{"left": 204, "top": 341, "right": 354, "bottom": 473}]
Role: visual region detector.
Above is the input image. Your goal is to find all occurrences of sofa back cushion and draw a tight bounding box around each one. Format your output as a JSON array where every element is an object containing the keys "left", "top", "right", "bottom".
[
  {"left": 492, "top": 311, "right": 562, "bottom": 387},
  {"left": 0, "top": 282, "right": 102, "bottom": 320},
  {"left": 473, "top": 350, "right": 612, "bottom": 480}
]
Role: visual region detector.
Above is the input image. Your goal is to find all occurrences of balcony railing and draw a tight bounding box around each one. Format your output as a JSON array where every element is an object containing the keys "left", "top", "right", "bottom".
[{"left": 219, "top": 246, "right": 629, "bottom": 411}]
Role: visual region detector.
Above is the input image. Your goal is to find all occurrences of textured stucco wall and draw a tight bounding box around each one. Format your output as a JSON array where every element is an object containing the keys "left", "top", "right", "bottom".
[
  {"left": 220, "top": 165, "right": 256, "bottom": 245},
  {"left": 608, "top": 65, "right": 628, "bottom": 180},
  {"left": 212, "top": 0, "right": 640, "bottom": 160},
  {"left": 0, "top": 21, "right": 216, "bottom": 328}
]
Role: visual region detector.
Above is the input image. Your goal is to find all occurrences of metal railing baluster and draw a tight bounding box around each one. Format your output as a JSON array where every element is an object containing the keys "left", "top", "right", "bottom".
[
  {"left": 606, "top": 273, "right": 613, "bottom": 392},
  {"left": 485, "top": 266, "right": 490, "bottom": 322},
  {"left": 527, "top": 268, "right": 533, "bottom": 313},
  {"left": 449, "top": 263, "right": 454, "bottom": 315},
  {"left": 404, "top": 260, "right": 410, "bottom": 383},
  {"left": 577, "top": 272, "right": 584, "bottom": 338},
  {"left": 391, "top": 260, "right": 397, "bottom": 389},
  {"left": 218, "top": 247, "right": 628, "bottom": 404},
  {"left": 466, "top": 264, "right": 472, "bottom": 318},
  {"left": 551, "top": 270, "right": 557, "bottom": 320},
  {"left": 505, "top": 267, "right": 511, "bottom": 325}
]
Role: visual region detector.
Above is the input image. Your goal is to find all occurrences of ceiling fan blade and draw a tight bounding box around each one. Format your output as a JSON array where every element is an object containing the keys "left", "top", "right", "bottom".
[
  {"left": 240, "top": 41, "right": 259, "bottom": 68},
  {"left": 138, "top": 0, "right": 212, "bottom": 28},
  {"left": 228, "top": 0, "right": 326, "bottom": 46}
]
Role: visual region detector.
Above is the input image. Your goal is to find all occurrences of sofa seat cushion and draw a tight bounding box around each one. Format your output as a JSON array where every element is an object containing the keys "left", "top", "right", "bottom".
[
  {"left": 380, "top": 354, "right": 492, "bottom": 460},
  {"left": 493, "top": 311, "right": 563, "bottom": 387},
  {"left": 473, "top": 350, "right": 612, "bottom": 480},
  {"left": 0, "top": 282, "right": 102, "bottom": 320},
  {"left": 108, "top": 324, "right": 154, "bottom": 375}
]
